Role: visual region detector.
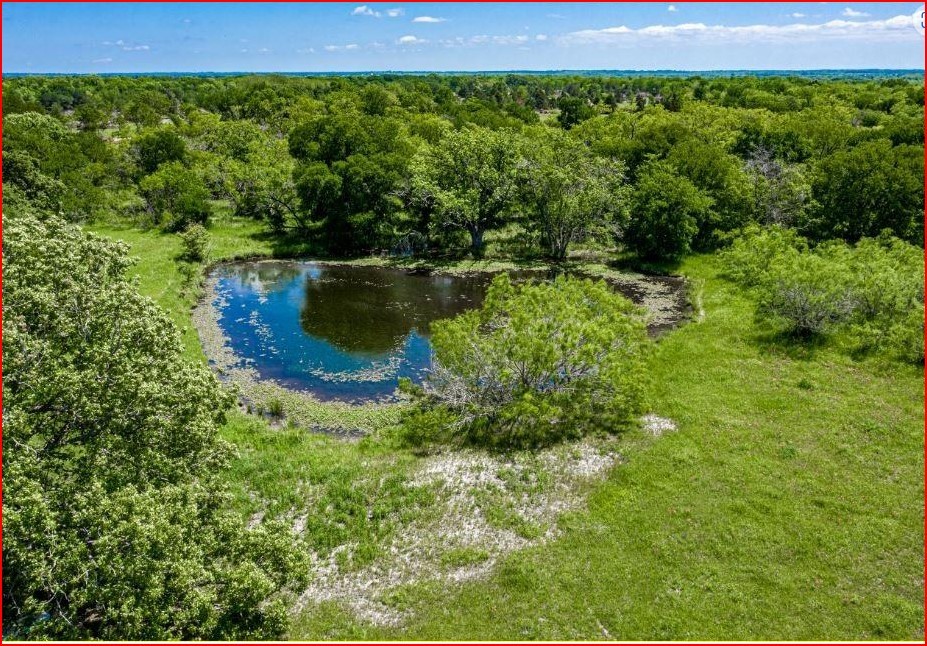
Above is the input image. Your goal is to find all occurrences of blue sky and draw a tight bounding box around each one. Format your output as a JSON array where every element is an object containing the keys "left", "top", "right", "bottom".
[{"left": 3, "top": 3, "right": 923, "bottom": 73}]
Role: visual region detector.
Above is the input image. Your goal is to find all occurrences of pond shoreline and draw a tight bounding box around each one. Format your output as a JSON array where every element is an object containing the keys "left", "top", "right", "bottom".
[{"left": 192, "top": 257, "right": 692, "bottom": 436}]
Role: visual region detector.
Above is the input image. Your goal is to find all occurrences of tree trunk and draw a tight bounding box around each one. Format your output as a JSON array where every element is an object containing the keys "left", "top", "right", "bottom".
[{"left": 469, "top": 227, "right": 485, "bottom": 258}]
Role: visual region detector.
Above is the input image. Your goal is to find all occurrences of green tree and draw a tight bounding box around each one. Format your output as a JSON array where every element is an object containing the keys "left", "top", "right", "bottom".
[
  {"left": 292, "top": 161, "right": 343, "bottom": 234},
  {"left": 139, "top": 161, "right": 210, "bottom": 231},
  {"left": 404, "top": 275, "right": 649, "bottom": 449},
  {"left": 666, "top": 138, "right": 752, "bottom": 247},
  {"left": 624, "top": 160, "right": 713, "bottom": 261},
  {"left": 803, "top": 139, "right": 924, "bottom": 243},
  {"left": 2, "top": 212, "right": 304, "bottom": 640},
  {"left": 135, "top": 128, "right": 187, "bottom": 174},
  {"left": 521, "top": 128, "right": 628, "bottom": 260},
  {"left": 557, "top": 96, "right": 595, "bottom": 130},
  {"left": 410, "top": 126, "right": 522, "bottom": 257}
]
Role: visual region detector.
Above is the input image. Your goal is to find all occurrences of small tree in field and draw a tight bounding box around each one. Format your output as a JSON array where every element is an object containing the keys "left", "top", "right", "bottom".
[
  {"left": 403, "top": 275, "right": 650, "bottom": 449},
  {"left": 179, "top": 222, "right": 210, "bottom": 263}
]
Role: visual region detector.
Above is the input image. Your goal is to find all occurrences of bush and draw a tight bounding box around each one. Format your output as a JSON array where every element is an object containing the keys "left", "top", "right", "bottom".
[
  {"left": 403, "top": 275, "right": 650, "bottom": 449},
  {"left": 720, "top": 225, "right": 809, "bottom": 287},
  {"left": 179, "top": 223, "right": 210, "bottom": 263},
  {"left": 724, "top": 227, "right": 924, "bottom": 353},
  {"left": 755, "top": 250, "right": 856, "bottom": 337}
]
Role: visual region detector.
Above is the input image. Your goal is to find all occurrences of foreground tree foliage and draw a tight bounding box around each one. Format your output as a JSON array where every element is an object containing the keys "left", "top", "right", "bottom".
[
  {"left": 2, "top": 211, "right": 305, "bottom": 639},
  {"left": 401, "top": 276, "right": 650, "bottom": 449}
]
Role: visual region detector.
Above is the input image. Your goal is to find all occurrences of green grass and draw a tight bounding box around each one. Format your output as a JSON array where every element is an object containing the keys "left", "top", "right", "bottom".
[
  {"left": 90, "top": 217, "right": 924, "bottom": 641},
  {"left": 290, "top": 256, "right": 925, "bottom": 641}
]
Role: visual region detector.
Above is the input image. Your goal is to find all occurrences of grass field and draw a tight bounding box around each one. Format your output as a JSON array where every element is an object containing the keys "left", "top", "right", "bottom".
[{"left": 91, "top": 216, "right": 925, "bottom": 641}]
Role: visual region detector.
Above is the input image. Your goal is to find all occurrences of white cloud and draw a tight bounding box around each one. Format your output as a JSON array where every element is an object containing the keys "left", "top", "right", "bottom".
[
  {"left": 560, "top": 14, "right": 916, "bottom": 45},
  {"left": 182, "top": 18, "right": 191, "bottom": 24},
  {"left": 398, "top": 35, "right": 427, "bottom": 45},
  {"left": 668, "top": 5, "right": 678, "bottom": 12},
  {"left": 790, "top": 12, "right": 806, "bottom": 18},
  {"left": 92, "top": 57, "right": 113, "bottom": 64},
  {"left": 297, "top": 47, "right": 316, "bottom": 54},
  {"left": 325, "top": 43, "right": 360, "bottom": 51},
  {"left": 536, "top": 34, "right": 548, "bottom": 41},
  {"left": 441, "top": 34, "right": 531, "bottom": 47},
  {"left": 352, "top": 5, "right": 403, "bottom": 18},
  {"left": 412, "top": 16, "right": 447, "bottom": 23},
  {"left": 258, "top": 47, "right": 270, "bottom": 53},
  {"left": 842, "top": 7, "right": 870, "bottom": 17},
  {"left": 122, "top": 44, "right": 150, "bottom": 51},
  {"left": 352, "top": 5, "right": 379, "bottom": 17}
]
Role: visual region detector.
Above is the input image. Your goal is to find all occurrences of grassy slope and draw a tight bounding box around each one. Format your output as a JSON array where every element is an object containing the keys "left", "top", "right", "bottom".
[
  {"left": 91, "top": 218, "right": 925, "bottom": 641},
  {"left": 313, "top": 254, "right": 922, "bottom": 641}
]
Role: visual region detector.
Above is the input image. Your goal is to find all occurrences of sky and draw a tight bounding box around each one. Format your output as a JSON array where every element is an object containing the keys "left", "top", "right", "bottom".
[{"left": 2, "top": 2, "right": 924, "bottom": 73}]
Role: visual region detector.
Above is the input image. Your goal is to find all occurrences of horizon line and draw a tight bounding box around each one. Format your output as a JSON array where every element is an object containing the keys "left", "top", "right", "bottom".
[{"left": 4, "top": 67, "right": 924, "bottom": 76}]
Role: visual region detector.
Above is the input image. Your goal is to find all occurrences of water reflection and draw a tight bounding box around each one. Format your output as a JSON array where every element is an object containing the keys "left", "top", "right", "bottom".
[{"left": 212, "top": 261, "right": 521, "bottom": 402}]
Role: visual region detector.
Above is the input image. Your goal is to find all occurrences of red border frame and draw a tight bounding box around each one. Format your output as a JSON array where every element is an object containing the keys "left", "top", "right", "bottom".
[{"left": 0, "top": 2, "right": 922, "bottom": 645}]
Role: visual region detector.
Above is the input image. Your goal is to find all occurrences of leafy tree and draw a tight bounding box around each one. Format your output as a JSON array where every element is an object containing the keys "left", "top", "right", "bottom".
[
  {"left": 803, "top": 139, "right": 924, "bottom": 243},
  {"left": 2, "top": 150, "right": 67, "bottom": 213},
  {"left": 403, "top": 275, "right": 649, "bottom": 449},
  {"left": 666, "top": 138, "right": 752, "bottom": 247},
  {"left": 2, "top": 211, "right": 304, "bottom": 640},
  {"left": 3, "top": 112, "right": 111, "bottom": 221},
  {"left": 139, "top": 161, "right": 210, "bottom": 231},
  {"left": 223, "top": 138, "right": 300, "bottom": 228},
  {"left": 624, "top": 160, "right": 713, "bottom": 261},
  {"left": 135, "top": 128, "right": 187, "bottom": 174},
  {"left": 410, "top": 126, "right": 522, "bottom": 257},
  {"left": 521, "top": 128, "right": 628, "bottom": 260},
  {"left": 292, "top": 161, "right": 342, "bottom": 233},
  {"left": 557, "top": 96, "right": 595, "bottom": 130}
]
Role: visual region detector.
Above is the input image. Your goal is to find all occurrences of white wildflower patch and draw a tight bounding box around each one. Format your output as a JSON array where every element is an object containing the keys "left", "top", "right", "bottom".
[
  {"left": 641, "top": 414, "right": 678, "bottom": 437},
  {"left": 296, "top": 440, "right": 619, "bottom": 627}
]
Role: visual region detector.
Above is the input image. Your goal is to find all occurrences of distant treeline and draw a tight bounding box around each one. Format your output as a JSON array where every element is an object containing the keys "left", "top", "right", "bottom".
[{"left": 3, "top": 72, "right": 924, "bottom": 259}]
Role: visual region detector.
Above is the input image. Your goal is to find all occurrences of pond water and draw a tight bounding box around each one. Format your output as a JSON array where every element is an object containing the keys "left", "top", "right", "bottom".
[
  {"left": 209, "top": 262, "right": 538, "bottom": 401},
  {"left": 206, "top": 261, "right": 688, "bottom": 403}
]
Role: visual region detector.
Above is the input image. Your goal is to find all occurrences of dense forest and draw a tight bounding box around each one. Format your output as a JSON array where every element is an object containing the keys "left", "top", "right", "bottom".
[
  {"left": 2, "top": 72, "right": 924, "bottom": 639},
  {"left": 4, "top": 73, "right": 925, "bottom": 253}
]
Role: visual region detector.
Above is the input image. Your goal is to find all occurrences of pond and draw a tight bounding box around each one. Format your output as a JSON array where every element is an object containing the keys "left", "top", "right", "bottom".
[{"left": 198, "top": 261, "right": 688, "bottom": 404}]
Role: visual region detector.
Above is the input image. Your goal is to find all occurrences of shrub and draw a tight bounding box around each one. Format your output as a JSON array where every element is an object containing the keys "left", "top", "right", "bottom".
[
  {"left": 404, "top": 275, "right": 650, "bottom": 449},
  {"left": 755, "top": 250, "right": 856, "bottom": 337},
  {"left": 724, "top": 228, "right": 924, "bottom": 353},
  {"left": 179, "top": 222, "right": 210, "bottom": 263},
  {"left": 720, "top": 225, "right": 809, "bottom": 287}
]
